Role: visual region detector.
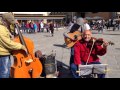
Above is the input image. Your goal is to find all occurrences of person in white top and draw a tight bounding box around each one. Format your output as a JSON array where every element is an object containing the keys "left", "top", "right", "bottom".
[
  {"left": 68, "top": 21, "right": 74, "bottom": 31},
  {"left": 76, "top": 18, "right": 91, "bottom": 32},
  {"left": 83, "top": 19, "right": 91, "bottom": 30},
  {"left": 40, "top": 21, "right": 44, "bottom": 32}
]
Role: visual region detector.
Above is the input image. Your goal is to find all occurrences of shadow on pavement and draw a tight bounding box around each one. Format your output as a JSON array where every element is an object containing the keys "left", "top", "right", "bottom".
[
  {"left": 92, "top": 32, "right": 99, "bottom": 34},
  {"left": 103, "top": 34, "right": 120, "bottom": 35},
  {"left": 53, "top": 44, "right": 66, "bottom": 48},
  {"left": 43, "top": 35, "right": 52, "bottom": 37},
  {"left": 115, "top": 48, "right": 120, "bottom": 50},
  {"left": 57, "top": 60, "right": 73, "bottom": 78}
]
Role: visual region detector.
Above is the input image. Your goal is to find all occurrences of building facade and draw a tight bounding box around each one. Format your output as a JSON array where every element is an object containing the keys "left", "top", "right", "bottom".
[
  {"left": 50, "top": 12, "right": 117, "bottom": 22},
  {"left": 85, "top": 12, "right": 116, "bottom": 20},
  {"left": 0, "top": 12, "right": 65, "bottom": 23},
  {"left": 72, "top": 12, "right": 116, "bottom": 20}
]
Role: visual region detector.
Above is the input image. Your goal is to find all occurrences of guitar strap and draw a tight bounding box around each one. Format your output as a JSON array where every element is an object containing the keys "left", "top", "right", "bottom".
[{"left": 81, "top": 25, "right": 83, "bottom": 33}]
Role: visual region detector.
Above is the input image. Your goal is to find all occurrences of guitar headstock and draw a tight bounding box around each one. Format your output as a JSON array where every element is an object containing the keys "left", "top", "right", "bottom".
[{"left": 108, "top": 41, "right": 115, "bottom": 45}]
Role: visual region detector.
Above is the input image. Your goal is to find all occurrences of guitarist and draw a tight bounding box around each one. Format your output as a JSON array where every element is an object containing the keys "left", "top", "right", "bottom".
[
  {"left": 63, "top": 23, "right": 83, "bottom": 70},
  {"left": 63, "top": 18, "right": 86, "bottom": 70},
  {"left": 70, "top": 30, "right": 109, "bottom": 78},
  {"left": 0, "top": 13, "right": 27, "bottom": 78}
]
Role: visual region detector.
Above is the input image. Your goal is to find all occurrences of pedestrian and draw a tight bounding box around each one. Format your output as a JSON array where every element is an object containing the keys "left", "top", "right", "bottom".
[{"left": 49, "top": 21, "right": 54, "bottom": 36}]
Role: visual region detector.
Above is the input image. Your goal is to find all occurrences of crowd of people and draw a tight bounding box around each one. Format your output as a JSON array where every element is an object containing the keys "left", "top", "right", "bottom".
[
  {"left": 88, "top": 19, "right": 120, "bottom": 33},
  {"left": 18, "top": 21, "right": 54, "bottom": 35}
]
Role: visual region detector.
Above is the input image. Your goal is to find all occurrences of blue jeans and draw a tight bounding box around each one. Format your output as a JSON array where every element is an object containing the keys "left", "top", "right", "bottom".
[
  {"left": 70, "top": 63, "right": 80, "bottom": 78},
  {"left": 70, "top": 47, "right": 74, "bottom": 66},
  {"left": 0, "top": 55, "right": 11, "bottom": 78},
  {"left": 70, "top": 61, "right": 105, "bottom": 78}
]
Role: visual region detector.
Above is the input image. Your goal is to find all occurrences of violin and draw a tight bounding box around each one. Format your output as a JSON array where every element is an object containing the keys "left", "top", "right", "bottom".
[{"left": 87, "top": 37, "right": 114, "bottom": 46}]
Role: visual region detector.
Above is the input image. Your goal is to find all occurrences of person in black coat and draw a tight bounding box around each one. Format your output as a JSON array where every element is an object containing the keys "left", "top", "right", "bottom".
[{"left": 49, "top": 21, "right": 54, "bottom": 36}]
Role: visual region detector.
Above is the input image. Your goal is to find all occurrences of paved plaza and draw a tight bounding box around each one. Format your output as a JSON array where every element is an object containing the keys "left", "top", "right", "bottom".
[{"left": 23, "top": 27, "right": 120, "bottom": 78}]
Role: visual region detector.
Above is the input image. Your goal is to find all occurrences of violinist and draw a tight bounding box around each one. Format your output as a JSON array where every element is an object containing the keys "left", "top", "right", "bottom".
[
  {"left": 70, "top": 30, "right": 109, "bottom": 78},
  {"left": 0, "top": 13, "right": 27, "bottom": 78}
]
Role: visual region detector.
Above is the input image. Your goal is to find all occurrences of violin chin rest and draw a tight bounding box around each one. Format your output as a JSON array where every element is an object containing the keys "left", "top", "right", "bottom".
[{"left": 25, "top": 59, "right": 33, "bottom": 63}]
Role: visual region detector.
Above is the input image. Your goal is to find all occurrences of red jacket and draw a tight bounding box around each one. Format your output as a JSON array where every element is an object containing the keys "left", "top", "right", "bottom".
[{"left": 74, "top": 39, "right": 107, "bottom": 65}]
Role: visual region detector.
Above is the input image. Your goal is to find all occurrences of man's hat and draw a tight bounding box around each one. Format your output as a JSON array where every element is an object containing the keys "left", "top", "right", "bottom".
[
  {"left": 2, "top": 12, "right": 16, "bottom": 24},
  {"left": 76, "top": 17, "right": 84, "bottom": 26}
]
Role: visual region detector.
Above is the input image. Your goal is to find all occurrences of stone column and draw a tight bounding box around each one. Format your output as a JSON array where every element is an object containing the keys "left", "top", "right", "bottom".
[{"left": 43, "top": 12, "right": 49, "bottom": 24}]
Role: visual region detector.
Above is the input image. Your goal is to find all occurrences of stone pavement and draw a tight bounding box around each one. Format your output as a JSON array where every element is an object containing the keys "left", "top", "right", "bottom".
[{"left": 22, "top": 28, "right": 120, "bottom": 78}]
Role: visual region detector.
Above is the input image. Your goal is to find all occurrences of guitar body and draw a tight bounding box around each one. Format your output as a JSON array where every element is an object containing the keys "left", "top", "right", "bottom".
[
  {"left": 64, "top": 31, "right": 82, "bottom": 48},
  {"left": 10, "top": 36, "right": 43, "bottom": 78}
]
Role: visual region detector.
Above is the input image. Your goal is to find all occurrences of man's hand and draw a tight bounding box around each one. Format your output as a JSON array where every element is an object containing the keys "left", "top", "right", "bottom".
[
  {"left": 21, "top": 45, "right": 27, "bottom": 52},
  {"left": 102, "top": 40, "right": 109, "bottom": 48},
  {"left": 78, "top": 64, "right": 81, "bottom": 68},
  {"left": 76, "top": 64, "right": 81, "bottom": 76}
]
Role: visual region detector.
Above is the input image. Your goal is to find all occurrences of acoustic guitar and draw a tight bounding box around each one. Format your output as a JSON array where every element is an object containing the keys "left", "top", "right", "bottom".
[{"left": 64, "top": 31, "right": 82, "bottom": 48}]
